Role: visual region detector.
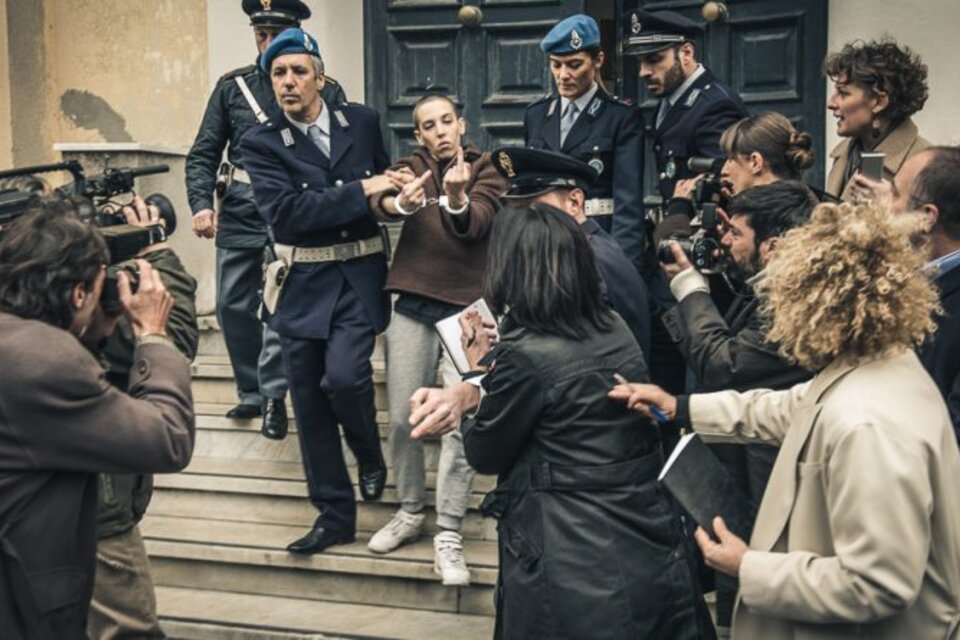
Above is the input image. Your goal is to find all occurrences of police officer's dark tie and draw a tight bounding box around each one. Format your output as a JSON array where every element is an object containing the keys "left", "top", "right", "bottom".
[
  {"left": 655, "top": 100, "right": 669, "bottom": 130},
  {"left": 560, "top": 102, "right": 580, "bottom": 147},
  {"left": 307, "top": 123, "right": 330, "bottom": 158}
]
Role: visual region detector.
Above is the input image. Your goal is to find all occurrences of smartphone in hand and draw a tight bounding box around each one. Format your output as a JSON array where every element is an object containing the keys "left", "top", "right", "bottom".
[{"left": 860, "top": 152, "right": 886, "bottom": 182}]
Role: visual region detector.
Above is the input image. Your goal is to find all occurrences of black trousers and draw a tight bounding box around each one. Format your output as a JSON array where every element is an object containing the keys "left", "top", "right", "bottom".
[{"left": 280, "top": 285, "right": 384, "bottom": 532}]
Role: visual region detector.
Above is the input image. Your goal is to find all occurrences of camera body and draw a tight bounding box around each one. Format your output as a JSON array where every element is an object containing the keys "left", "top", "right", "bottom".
[{"left": 657, "top": 203, "right": 723, "bottom": 273}]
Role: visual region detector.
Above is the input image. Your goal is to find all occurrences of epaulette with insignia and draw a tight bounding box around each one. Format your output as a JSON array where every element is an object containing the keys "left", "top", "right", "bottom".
[{"left": 219, "top": 64, "right": 257, "bottom": 83}]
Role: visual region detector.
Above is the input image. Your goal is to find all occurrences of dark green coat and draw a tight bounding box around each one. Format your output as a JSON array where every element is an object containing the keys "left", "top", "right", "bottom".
[{"left": 96, "top": 248, "right": 198, "bottom": 539}]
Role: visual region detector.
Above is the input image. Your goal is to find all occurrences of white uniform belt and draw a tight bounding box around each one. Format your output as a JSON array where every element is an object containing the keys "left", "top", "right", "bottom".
[
  {"left": 584, "top": 198, "right": 614, "bottom": 217},
  {"left": 232, "top": 168, "right": 251, "bottom": 184},
  {"left": 275, "top": 236, "right": 384, "bottom": 263}
]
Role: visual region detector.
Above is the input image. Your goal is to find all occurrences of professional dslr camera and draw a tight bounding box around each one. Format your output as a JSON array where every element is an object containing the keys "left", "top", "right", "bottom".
[
  {"left": 657, "top": 202, "right": 723, "bottom": 274},
  {"left": 656, "top": 156, "right": 729, "bottom": 274},
  {"left": 0, "top": 160, "right": 178, "bottom": 310}
]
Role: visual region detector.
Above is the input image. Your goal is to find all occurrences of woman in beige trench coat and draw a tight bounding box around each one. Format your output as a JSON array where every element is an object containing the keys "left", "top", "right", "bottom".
[{"left": 613, "top": 201, "right": 960, "bottom": 639}]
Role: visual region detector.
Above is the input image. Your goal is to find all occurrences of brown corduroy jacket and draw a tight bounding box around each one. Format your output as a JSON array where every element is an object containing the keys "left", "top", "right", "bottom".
[{"left": 372, "top": 142, "right": 506, "bottom": 306}]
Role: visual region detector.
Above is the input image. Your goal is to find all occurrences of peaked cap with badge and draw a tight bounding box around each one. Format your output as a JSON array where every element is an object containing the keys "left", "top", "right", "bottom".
[
  {"left": 622, "top": 9, "right": 702, "bottom": 56},
  {"left": 242, "top": 0, "right": 311, "bottom": 28},
  {"left": 539, "top": 14, "right": 601, "bottom": 55},
  {"left": 492, "top": 146, "right": 598, "bottom": 198}
]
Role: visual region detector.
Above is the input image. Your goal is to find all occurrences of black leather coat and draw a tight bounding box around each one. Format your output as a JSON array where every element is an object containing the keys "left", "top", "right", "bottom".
[{"left": 463, "top": 315, "right": 712, "bottom": 640}]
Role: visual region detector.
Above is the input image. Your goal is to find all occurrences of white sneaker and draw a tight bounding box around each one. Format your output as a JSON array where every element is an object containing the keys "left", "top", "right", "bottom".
[
  {"left": 433, "top": 531, "right": 471, "bottom": 586},
  {"left": 367, "top": 510, "right": 425, "bottom": 554}
]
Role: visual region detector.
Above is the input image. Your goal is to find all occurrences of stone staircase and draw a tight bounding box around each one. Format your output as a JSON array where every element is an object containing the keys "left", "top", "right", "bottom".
[{"left": 143, "top": 333, "right": 497, "bottom": 639}]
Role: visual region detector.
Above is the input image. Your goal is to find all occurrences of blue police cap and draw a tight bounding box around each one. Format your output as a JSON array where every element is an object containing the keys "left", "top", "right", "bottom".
[
  {"left": 492, "top": 147, "right": 598, "bottom": 198},
  {"left": 540, "top": 14, "right": 601, "bottom": 56},
  {"left": 260, "top": 28, "right": 322, "bottom": 73},
  {"left": 242, "top": 0, "right": 310, "bottom": 28},
  {"left": 622, "top": 10, "right": 702, "bottom": 56}
]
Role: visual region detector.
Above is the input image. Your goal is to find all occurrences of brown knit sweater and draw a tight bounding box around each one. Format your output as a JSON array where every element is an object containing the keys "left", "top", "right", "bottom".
[{"left": 371, "top": 142, "right": 506, "bottom": 306}]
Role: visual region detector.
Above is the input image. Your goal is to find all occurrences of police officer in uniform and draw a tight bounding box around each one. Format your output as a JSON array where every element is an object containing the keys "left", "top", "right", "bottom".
[
  {"left": 185, "top": 0, "right": 346, "bottom": 439},
  {"left": 524, "top": 14, "right": 648, "bottom": 276},
  {"left": 492, "top": 146, "right": 652, "bottom": 358},
  {"left": 241, "top": 29, "right": 399, "bottom": 554},
  {"left": 623, "top": 9, "right": 747, "bottom": 209}
]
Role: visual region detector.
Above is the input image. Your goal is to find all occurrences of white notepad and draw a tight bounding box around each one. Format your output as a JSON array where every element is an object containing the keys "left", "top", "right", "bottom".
[{"left": 435, "top": 298, "right": 498, "bottom": 374}]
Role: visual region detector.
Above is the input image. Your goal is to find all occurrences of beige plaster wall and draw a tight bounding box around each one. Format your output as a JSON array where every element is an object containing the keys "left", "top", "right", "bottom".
[
  {"left": 5, "top": 0, "right": 208, "bottom": 166},
  {"left": 0, "top": 0, "right": 12, "bottom": 168},
  {"left": 827, "top": 0, "right": 960, "bottom": 168},
  {"left": 206, "top": 0, "right": 365, "bottom": 101}
]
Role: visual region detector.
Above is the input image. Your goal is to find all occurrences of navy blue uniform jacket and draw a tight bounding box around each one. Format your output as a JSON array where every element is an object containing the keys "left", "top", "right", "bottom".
[
  {"left": 524, "top": 90, "right": 647, "bottom": 273},
  {"left": 240, "top": 103, "right": 391, "bottom": 340},
  {"left": 583, "top": 219, "right": 651, "bottom": 358},
  {"left": 653, "top": 68, "right": 747, "bottom": 200}
]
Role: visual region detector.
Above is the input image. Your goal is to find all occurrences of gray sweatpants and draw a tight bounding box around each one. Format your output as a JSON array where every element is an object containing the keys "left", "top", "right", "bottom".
[{"left": 386, "top": 311, "right": 476, "bottom": 531}]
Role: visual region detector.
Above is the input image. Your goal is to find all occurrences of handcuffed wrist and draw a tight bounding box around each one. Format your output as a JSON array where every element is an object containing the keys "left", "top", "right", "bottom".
[
  {"left": 394, "top": 193, "right": 425, "bottom": 216},
  {"left": 440, "top": 194, "right": 470, "bottom": 215}
]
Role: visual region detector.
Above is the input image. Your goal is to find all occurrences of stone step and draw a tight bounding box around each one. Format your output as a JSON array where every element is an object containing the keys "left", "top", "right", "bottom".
[
  {"left": 191, "top": 378, "right": 388, "bottom": 411},
  {"left": 156, "top": 586, "right": 495, "bottom": 639},
  {"left": 150, "top": 474, "right": 497, "bottom": 540},
  {"left": 144, "top": 516, "right": 496, "bottom": 616},
  {"left": 181, "top": 455, "right": 496, "bottom": 494},
  {"left": 190, "top": 418, "right": 448, "bottom": 473}
]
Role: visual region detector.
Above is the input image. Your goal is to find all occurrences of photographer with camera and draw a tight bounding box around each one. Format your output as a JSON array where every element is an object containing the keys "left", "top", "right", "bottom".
[
  {"left": 659, "top": 180, "right": 815, "bottom": 635},
  {"left": 86, "top": 197, "right": 199, "bottom": 639},
  {"left": 0, "top": 201, "right": 194, "bottom": 640}
]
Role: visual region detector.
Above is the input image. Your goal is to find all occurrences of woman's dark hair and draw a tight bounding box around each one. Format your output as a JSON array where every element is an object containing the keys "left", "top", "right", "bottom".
[
  {"left": 720, "top": 112, "right": 814, "bottom": 180},
  {"left": 483, "top": 203, "right": 613, "bottom": 340},
  {"left": 824, "top": 37, "right": 929, "bottom": 123},
  {"left": 0, "top": 198, "right": 108, "bottom": 330}
]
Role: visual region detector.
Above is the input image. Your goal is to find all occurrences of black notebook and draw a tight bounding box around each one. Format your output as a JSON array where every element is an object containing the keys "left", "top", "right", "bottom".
[{"left": 658, "top": 433, "right": 752, "bottom": 539}]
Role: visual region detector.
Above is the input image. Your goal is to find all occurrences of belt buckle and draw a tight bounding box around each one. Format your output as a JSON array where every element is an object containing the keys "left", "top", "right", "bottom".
[{"left": 334, "top": 243, "right": 352, "bottom": 261}]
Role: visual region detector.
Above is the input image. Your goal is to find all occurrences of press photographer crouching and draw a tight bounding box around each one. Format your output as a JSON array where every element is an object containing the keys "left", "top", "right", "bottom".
[
  {"left": 660, "top": 180, "right": 816, "bottom": 633},
  {"left": 0, "top": 200, "right": 194, "bottom": 639}
]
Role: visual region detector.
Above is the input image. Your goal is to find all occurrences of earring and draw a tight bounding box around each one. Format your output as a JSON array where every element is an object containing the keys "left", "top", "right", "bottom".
[{"left": 871, "top": 118, "right": 882, "bottom": 140}]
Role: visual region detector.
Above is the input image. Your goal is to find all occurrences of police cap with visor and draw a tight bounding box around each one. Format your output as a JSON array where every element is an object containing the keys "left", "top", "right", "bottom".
[
  {"left": 260, "top": 28, "right": 322, "bottom": 73},
  {"left": 492, "top": 147, "right": 599, "bottom": 199},
  {"left": 540, "top": 14, "right": 601, "bottom": 55},
  {"left": 622, "top": 9, "right": 702, "bottom": 56},
  {"left": 243, "top": 0, "right": 311, "bottom": 28}
]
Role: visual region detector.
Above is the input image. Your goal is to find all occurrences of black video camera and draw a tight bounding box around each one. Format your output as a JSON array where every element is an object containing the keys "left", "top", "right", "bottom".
[
  {"left": 0, "top": 160, "right": 178, "bottom": 311},
  {"left": 686, "top": 156, "right": 728, "bottom": 208},
  {"left": 657, "top": 202, "right": 723, "bottom": 273}
]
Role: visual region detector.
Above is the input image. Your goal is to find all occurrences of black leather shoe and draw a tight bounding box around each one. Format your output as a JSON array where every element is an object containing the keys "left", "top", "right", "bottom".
[
  {"left": 225, "top": 403, "right": 261, "bottom": 420},
  {"left": 358, "top": 464, "right": 387, "bottom": 502},
  {"left": 261, "top": 398, "right": 288, "bottom": 440},
  {"left": 286, "top": 525, "right": 355, "bottom": 555}
]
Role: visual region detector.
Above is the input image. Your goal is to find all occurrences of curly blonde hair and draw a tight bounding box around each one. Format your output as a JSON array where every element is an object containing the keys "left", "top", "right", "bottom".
[{"left": 756, "top": 201, "right": 939, "bottom": 370}]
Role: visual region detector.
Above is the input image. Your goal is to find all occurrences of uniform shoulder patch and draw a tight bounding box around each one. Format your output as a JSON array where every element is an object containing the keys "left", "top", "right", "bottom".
[{"left": 218, "top": 64, "right": 257, "bottom": 83}]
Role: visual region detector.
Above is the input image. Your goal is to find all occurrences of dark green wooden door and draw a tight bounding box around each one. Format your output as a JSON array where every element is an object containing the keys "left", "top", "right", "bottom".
[{"left": 365, "top": 0, "right": 586, "bottom": 159}]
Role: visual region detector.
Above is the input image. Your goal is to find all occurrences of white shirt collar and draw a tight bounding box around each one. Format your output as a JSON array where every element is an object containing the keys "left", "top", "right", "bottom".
[
  {"left": 561, "top": 83, "right": 599, "bottom": 116},
  {"left": 667, "top": 64, "right": 705, "bottom": 107},
  {"left": 284, "top": 99, "right": 329, "bottom": 136}
]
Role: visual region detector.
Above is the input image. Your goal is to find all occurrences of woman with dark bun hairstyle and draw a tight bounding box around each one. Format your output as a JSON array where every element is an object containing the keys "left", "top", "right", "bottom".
[
  {"left": 720, "top": 112, "right": 815, "bottom": 195},
  {"left": 824, "top": 37, "right": 930, "bottom": 200}
]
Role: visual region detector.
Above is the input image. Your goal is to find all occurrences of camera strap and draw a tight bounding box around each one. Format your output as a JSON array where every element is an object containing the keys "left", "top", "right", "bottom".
[{"left": 234, "top": 76, "right": 268, "bottom": 124}]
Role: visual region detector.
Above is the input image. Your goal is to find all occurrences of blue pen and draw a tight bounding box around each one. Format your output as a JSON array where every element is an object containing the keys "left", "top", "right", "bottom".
[{"left": 613, "top": 373, "right": 671, "bottom": 424}]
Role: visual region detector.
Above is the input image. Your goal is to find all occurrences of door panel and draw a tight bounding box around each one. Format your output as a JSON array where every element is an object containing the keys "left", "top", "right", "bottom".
[{"left": 366, "top": 0, "right": 584, "bottom": 160}]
